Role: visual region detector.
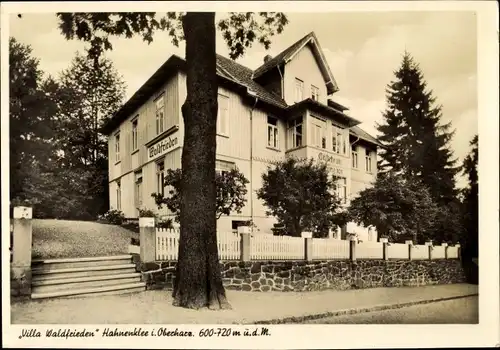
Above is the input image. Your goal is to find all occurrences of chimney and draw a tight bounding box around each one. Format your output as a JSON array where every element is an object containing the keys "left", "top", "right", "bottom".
[{"left": 263, "top": 54, "right": 273, "bottom": 63}]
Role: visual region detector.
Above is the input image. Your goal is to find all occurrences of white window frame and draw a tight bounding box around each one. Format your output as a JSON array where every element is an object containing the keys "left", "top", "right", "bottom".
[
  {"left": 336, "top": 178, "right": 347, "bottom": 204},
  {"left": 311, "top": 85, "right": 319, "bottom": 101},
  {"left": 115, "top": 132, "right": 120, "bottom": 162},
  {"left": 131, "top": 117, "right": 138, "bottom": 152},
  {"left": 332, "top": 124, "right": 345, "bottom": 154},
  {"left": 294, "top": 78, "right": 304, "bottom": 103},
  {"left": 217, "top": 93, "right": 230, "bottom": 137},
  {"left": 156, "top": 160, "right": 165, "bottom": 197},
  {"left": 155, "top": 95, "right": 165, "bottom": 135},
  {"left": 365, "top": 153, "right": 372, "bottom": 173},
  {"left": 352, "top": 145, "right": 358, "bottom": 169},
  {"left": 135, "top": 171, "right": 143, "bottom": 209},
  {"left": 287, "top": 118, "right": 303, "bottom": 149},
  {"left": 267, "top": 116, "right": 279, "bottom": 149},
  {"left": 311, "top": 116, "right": 326, "bottom": 149}
]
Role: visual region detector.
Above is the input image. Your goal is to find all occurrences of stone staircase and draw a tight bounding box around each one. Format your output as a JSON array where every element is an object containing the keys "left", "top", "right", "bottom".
[{"left": 31, "top": 255, "right": 145, "bottom": 299}]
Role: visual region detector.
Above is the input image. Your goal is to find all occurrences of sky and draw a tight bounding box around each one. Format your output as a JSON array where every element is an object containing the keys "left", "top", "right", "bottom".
[{"left": 9, "top": 11, "right": 478, "bottom": 187}]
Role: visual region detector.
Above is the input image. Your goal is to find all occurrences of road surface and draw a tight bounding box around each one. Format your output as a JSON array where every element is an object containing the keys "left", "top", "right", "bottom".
[{"left": 305, "top": 296, "right": 478, "bottom": 324}]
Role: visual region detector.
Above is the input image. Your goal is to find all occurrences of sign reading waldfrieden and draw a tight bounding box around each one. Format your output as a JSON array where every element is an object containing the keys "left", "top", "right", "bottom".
[{"left": 148, "top": 134, "right": 179, "bottom": 161}]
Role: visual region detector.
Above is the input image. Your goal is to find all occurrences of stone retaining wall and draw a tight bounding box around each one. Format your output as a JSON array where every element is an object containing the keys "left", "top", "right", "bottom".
[{"left": 137, "top": 258, "right": 466, "bottom": 292}]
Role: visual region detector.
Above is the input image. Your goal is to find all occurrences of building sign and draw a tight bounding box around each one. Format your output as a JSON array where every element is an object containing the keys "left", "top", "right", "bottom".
[
  {"left": 317, "top": 152, "right": 343, "bottom": 176},
  {"left": 148, "top": 134, "right": 179, "bottom": 161}
]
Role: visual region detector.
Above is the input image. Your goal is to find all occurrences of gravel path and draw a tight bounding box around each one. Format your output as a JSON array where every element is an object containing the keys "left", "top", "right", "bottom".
[{"left": 32, "top": 219, "right": 135, "bottom": 259}]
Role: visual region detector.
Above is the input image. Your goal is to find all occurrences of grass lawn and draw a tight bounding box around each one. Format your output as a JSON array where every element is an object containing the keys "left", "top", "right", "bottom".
[{"left": 32, "top": 219, "right": 139, "bottom": 259}]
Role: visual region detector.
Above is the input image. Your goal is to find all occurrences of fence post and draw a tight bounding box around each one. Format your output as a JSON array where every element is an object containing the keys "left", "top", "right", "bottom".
[
  {"left": 425, "top": 240, "right": 433, "bottom": 260},
  {"left": 11, "top": 206, "right": 33, "bottom": 297},
  {"left": 238, "top": 226, "right": 251, "bottom": 262},
  {"left": 349, "top": 235, "right": 357, "bottom": 261},
  {"left": 140, "top": 217, "right": 156, "bottom": 263},
  {"left": 301, "top": 232, "right": 313, "bottom": 262},
  {"left": 380, "top": 237, "right": 389, "bottom": 260},
  {"left": 442, "top": 242, "right": 448, "bottom": 259},
  {"left": 405, "top": 240, "right": 413, "bottom": 260}
]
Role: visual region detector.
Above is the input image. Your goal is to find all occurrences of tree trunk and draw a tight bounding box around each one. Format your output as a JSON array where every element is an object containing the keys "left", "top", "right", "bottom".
[{"left": 173, "top": 12, "right": 230, "bottom": 310}]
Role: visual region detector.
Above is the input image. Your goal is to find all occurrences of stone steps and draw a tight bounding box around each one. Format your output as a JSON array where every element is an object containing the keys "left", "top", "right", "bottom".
[{"left": 31, "top": 255, "right": 145, "bottom": 299}]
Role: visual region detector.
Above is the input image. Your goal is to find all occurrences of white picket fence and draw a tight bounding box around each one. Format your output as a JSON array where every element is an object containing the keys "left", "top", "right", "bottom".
[
  {"left": 156, "top": 229, "right": 241, "bottom": 261},
  {"left": 311, "top": 239, "right": 350, "bottom": 260},
  {"left": 356, "top": 241, "right": 384, "bottom": 259},
  {"left": 412, "top": 244, "right": 430, "bottom": 260},
  {"left": 447, "top": 245, "right": 459, "bottom": 259},
  {"left": 250, "top": 234, "right": 305, "bottom": 260},
  {"left": 431, "top": 245, "right": 446, "bottom": 259},
  {"left": 387, "top": 243, "right": 409, "bottom": 259},
  {"left": 155, "top": 228, "right": 460, "bottom": 262}
]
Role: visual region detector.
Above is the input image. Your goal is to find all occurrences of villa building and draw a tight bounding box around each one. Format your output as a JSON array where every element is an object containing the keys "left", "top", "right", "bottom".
[{"left": 101, "top": 32, "right": 381, "bottom": 241}]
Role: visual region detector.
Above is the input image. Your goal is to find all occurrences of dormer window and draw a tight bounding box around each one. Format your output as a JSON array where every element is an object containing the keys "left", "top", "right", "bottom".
[
  {"left": 311, "top": 85, "right": 319, "bottom": 101},
  {"left": 294, "top": 78, "right": 304, "bottom": 103}
]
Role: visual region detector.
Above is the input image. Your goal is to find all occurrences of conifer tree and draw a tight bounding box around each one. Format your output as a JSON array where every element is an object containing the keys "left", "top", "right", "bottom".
[{"left": 376, "top": 52, "right": 462, "bottom": 242}]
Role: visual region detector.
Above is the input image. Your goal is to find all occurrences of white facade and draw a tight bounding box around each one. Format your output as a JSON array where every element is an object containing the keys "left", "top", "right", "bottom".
[{"left": 104, "top": 32, "right": 380, "bottom": 242}]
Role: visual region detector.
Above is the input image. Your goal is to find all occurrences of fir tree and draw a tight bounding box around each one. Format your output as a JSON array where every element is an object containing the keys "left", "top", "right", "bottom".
[{"left": 376, "top": 51, "right": 462, "bottom": 242}]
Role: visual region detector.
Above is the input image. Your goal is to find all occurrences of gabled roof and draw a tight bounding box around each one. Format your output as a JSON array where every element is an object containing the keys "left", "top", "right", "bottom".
[{"left": 252, "top": 32, "right": 339, "bottom": 94}]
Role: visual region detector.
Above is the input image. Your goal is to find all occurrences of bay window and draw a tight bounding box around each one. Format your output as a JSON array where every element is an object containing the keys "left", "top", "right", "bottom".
[{"left": 287, "top": 118, "right": 303, "bottom": 149}]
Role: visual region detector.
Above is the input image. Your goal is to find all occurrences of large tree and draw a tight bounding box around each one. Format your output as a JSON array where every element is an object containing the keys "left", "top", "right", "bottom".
[
  {"left": 257, "top": 157, "right": 342, "bottom": 238},
  {"left": 9, "top": 37, "right": 60, "bottom": 213},
  {"left": 376, "top": 52, "right": 461, "bottom": 242},
  {"left": 55, "top": 12, "right": 288, "bottom": 309},
  {"left": 56, "top": 51, "right": 126, "bottom": 218}
]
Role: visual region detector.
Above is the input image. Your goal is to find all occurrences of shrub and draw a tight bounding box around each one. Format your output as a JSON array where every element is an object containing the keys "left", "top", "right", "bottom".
[
  {"left": 157, "top": 218, "right": 173, "bottom": 229},
  {"left": 138, "top": 208, "right": 156, "bottom": 217},
  {"left": 100, "top": 209, "right": 125, "bottom": 225}
]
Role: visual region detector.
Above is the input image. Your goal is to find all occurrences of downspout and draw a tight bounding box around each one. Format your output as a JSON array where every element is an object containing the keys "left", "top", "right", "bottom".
[
  {"left": 248, "top": 89, "right": 259, "bottom": 228},
  {"left": 277, "top": 65, "right": 284, "bottom": 99}
]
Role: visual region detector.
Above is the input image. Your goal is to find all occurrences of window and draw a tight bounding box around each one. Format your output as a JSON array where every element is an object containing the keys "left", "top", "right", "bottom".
[
  {"left": 287, "top": 118, "right": 303, "bottom": 149},
  {"left": 131, "top": 117, "right": 138, "bottom": 151},
  {"left": 294, "top": 78, "right": 304, "bottom": 102},
  {"left": 311, "top": 85, "right": 319, "bottom": 101},
  {"left": 352, "top": 145, "right": 358, "bottom": 169},
  {"left": 365, "top": 152, "right": 372, "bottom": 173},
  {"left": 156, "top": 161, "right": 165, "bottom": 197},
  {"left": 155, "top": 95, "right": 165, "bottom": 135},
  {"left": 116, "top": 180, "right": 121, "bottom": 211},
  {"left": 217, "top": 94, "right": 229, "bottom": 136},
  {"left": 336, "top": 178, "right": 347, "bottom": 204},
  {"left": 311, "top": 116, "right": 326, "bottom": 149},
  {"left": 115, "top": 132, "right": 120, "bottom": 162},
  {"left": 135, "top": 171, "right": 143, "bottom": 210},
  {"left": 216, "top": 159, "right": 235, "bottom": 177},
  {"left": 267, "top": 116, "right": 279, "bottom": 149},
  {"left": 332, "top": 125, "right": 345, "bottom": 154}
]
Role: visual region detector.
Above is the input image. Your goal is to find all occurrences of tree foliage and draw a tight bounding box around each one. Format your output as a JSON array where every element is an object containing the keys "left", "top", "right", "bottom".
[
  {"left": 461, "top": 135, "right": 478, "bottom": 258},
  {"left": 257, "top": 157, "right": 342, "bottom": 238},
  {"left": 9, "top": 37, "right": 59, "bottom": 213},
  {"left": 152, "top": 168, "right": 249, "bottom": 222},
  {"left": 347, "top": 174, "right": 438, "bottom": 243},
  {"left": 56, "top": 12, "right": 288, "bottom": 61}
]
